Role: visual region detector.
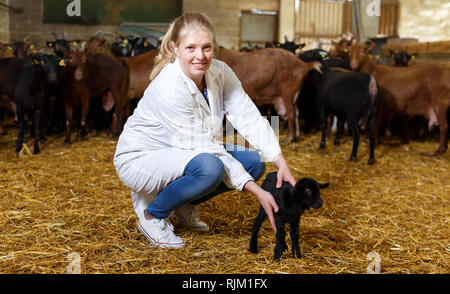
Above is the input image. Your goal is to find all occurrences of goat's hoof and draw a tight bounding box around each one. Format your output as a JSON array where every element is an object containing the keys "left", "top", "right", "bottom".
[
  {"left": 349, "top": 156, "right": 357, "bottom": 162},
  {"left": 63, "top": 142, "right": 71, "bottom": 148},
  {"left": 282, "top": 137, "right": 294, "bottom": 145},
  {"left": 434, "top": 148, "right": 447, "bottom": 155},
  {"left": 368, "top": 158, "right": 374, "bottom": 165},
  {"left": 249, "top": 248, "right": 258, "bottom": 254}
]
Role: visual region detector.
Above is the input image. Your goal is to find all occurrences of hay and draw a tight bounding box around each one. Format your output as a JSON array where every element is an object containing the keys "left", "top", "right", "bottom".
[{"left": 0, "top": 122, "right": 448, "bottom": 274}]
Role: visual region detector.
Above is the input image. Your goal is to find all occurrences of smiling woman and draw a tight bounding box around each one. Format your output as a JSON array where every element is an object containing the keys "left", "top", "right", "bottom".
[{"left": 114, "top": 12, "right": 296, "bottom": 250}]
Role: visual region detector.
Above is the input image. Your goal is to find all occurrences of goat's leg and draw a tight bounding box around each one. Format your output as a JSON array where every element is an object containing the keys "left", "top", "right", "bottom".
[
  {"left": 64, "top": 101, "right": 73, "bottom": 147},
  {"left": 79, "top": 97, "right": 90, "bottom": 140},
  {"left": 334, "top": 117, "right": 344, "bottom": 146},
  {"left": 111, "top": 89, "right": 124, "bottom": 139},
  {"left": 435, "top": 106, "right": 449, "bottom": 154},
  {"left": 274, "top": 218, "right": 286, "bottom": 260},
  {"left": 368, "top": 112, "right": 378, "bottom": 165},
  {"left": 249, "top": 206, "right": 266, "bottom": 254},
  {"left": 15, "top": 106, "right": 25, "bottom": 153},
  {"left": 293, "top": 90, "right": 300, "bottom": 140},
  {"left": 32, "top": 108, "right": 41, "bottom": 154},
  {"left": 289, "top": 219, "right": 301, "bottom": 259},
  {"left": 319, "top": 108, "right": 327, "bottom": 149},
  {"left": 349, "top": 121, "right": 360, "bottom": 161}
]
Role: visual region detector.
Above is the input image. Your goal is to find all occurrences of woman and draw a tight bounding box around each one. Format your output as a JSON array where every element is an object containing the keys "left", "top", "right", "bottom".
[{"left": 114, "top": 12, "right": 295, "bottom": 248}]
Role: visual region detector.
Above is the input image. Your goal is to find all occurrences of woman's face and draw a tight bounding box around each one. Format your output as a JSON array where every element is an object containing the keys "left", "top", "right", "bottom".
[{"left": 174, "top": 28, "right": 213, "bottom": 85}]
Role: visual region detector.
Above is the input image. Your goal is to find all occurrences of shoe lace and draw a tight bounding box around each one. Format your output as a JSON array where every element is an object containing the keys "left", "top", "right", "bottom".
[
  {"left": 154, "top": 219, "right": 175, "bottom": 240},
  {"left": 190, "top": 207, "right": 200, "bottom": 224}
]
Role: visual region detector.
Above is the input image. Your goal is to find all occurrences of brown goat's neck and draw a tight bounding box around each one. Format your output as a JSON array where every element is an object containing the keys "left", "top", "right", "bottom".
[{"left": 360, "top": 54, "right": 377, "bottom": 74}]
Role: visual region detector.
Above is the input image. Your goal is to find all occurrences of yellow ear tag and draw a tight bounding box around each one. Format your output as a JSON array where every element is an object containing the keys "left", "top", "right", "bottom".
[
  {"left": 411, "top": 55, "right": 415, "bottom": 60},
  {"left": 144, "top": 41, "right": 149, "bottom": 47},
  {"left": 33, "top": 59, "right": 39, "bottom": 65},
  {"left": 30, "top": 44, "right": 35, "bottom": 50},
  {"left": 7, "top": 46, "right": 12, "bottom": 51},
  {"left": 276, "top": 43, "right": 280, "bottom": 47},
  {"left": 123, "top": 39, "right": 128, "bottom": 44},
  {"left": 48, "top": 43, "right": 53, "bottom": 47},
  {"left": 59, "top": 59, "right": 66, "bottom": 67},
  {"left": 321, "top": 54, "right": 326, "bottom": 58},
  {"left": 344, "top": 48, "right": 348, "bottom": 53},
  {"left": 73, "top": 41, "right": 78, "bottom": 46}
]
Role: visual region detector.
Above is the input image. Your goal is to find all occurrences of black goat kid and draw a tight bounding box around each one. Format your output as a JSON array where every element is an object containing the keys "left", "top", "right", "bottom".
[{"left": 250, "top": 172, "right": 329, "bottom": 260}]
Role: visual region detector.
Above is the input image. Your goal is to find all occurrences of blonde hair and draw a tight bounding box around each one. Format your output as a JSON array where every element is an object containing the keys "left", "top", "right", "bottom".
[{"left": 150, "top": 12, "right": 216, "bottom": 81}]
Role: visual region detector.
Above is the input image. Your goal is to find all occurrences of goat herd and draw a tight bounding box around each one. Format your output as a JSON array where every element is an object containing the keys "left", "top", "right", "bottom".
[{"left": 0, "top": 33, "right": 449, "bottom": 165}]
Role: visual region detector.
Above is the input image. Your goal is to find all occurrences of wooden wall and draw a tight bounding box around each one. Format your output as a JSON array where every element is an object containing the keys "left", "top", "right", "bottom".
[
  {"left": 399, "top": 0, "right": 450, "bottom": 42},
  {"left": 0, "top": 0, "right": 10, "bottom": 43}
]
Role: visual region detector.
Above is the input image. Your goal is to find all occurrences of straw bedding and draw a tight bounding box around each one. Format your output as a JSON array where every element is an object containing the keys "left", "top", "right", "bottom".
[{"left": 0, "top": 122, "right": 448, "bottom": 274}]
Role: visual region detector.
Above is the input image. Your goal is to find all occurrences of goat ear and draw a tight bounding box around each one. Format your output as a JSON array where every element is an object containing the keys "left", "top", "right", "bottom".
[
  {"left": 364, "top": 41, "right": 375, "bottom": 53},
  {"left": 319, "top": 182, "right": 330, "bottom": 189}
]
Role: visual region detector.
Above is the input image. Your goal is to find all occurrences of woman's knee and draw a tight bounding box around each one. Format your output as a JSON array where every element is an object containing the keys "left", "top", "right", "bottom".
[
  {"left": 184, "top": 153, "right": 225, "bottom": 183},
  {"left": 240, "top": 151, "right": 266, "bottom": 181}
]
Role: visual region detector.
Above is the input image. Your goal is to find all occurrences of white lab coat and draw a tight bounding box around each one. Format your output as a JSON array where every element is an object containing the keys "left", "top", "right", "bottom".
[{"left": 114, "top": 58, "right": 281, "bottom": 219}]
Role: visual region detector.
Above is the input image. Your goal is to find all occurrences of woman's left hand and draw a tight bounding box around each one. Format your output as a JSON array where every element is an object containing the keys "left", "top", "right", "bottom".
[{"left": 273, "top": 154, "right": 296, "bottom": 188}]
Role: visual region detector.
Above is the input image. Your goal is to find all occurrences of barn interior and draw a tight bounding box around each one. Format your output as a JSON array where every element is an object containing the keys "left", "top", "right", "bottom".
[{"left": 0, "top": 0, "right": 449, "bottom": 275}]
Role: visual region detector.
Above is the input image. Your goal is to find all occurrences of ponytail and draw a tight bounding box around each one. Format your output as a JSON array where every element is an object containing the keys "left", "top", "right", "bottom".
[{"left": 149, "top": 22, "right": 177, "bottom": 81}]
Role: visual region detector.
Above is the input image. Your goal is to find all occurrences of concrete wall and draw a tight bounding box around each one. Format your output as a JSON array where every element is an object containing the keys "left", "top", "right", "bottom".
[
  {"left": 399, "top": 0, "right": 450, "bottom": 42},
  {"left": 5, "top": 0, "right": 449, "bottom": 49},
  {"left": 183, "top": 0, "right": 279, "bottom": 49},
  {"left": 0, "top": 0, "right": 10, "bottom": 43}
]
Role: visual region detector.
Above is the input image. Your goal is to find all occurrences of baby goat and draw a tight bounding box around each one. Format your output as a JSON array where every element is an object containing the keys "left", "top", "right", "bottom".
[{"left": 249, "top": 172, "right": 329, "bottom": 260}]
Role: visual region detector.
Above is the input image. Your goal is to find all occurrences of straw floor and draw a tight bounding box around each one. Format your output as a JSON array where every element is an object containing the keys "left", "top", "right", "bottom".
[{"left": 0, "top": 122, "right": 448, "bottom": 274}]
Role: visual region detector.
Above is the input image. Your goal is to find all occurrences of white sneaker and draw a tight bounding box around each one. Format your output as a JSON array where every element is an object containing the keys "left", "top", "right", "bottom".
[
  {"left": 175, "top": 204, "right": 209, "bottom": 232},
  {"left": 138, "top": 217, "right": 185, "bottom": 248}
]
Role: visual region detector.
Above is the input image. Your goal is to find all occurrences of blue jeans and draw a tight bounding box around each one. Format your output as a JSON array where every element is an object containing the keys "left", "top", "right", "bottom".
[{"left": 146, "top": 145, "right": 266, "bottom": 219}]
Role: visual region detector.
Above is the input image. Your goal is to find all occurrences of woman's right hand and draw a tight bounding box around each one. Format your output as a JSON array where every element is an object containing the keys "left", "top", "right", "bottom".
[{"left": 244, "top": 181, "right": 279, "bottom": 232}]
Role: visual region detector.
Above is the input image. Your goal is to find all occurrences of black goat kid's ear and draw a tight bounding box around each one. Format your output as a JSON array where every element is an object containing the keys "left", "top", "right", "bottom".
[{"left": 319, "top": 182, "right": 330, "bottom": 189}]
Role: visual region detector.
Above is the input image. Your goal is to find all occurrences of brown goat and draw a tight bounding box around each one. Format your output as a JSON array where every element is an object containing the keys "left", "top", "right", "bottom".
[
  {"left": 86, "top": 36, "right": 158, "bottom": 120},
  {"left": 216, "top": 47, "right": 321, "bottom": 142},
  {"left": 349, "top": 42, "right": 450, "bottom": 153},
  {"left": 62, "top": 50, "right": 129, "bottom": 145}
]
